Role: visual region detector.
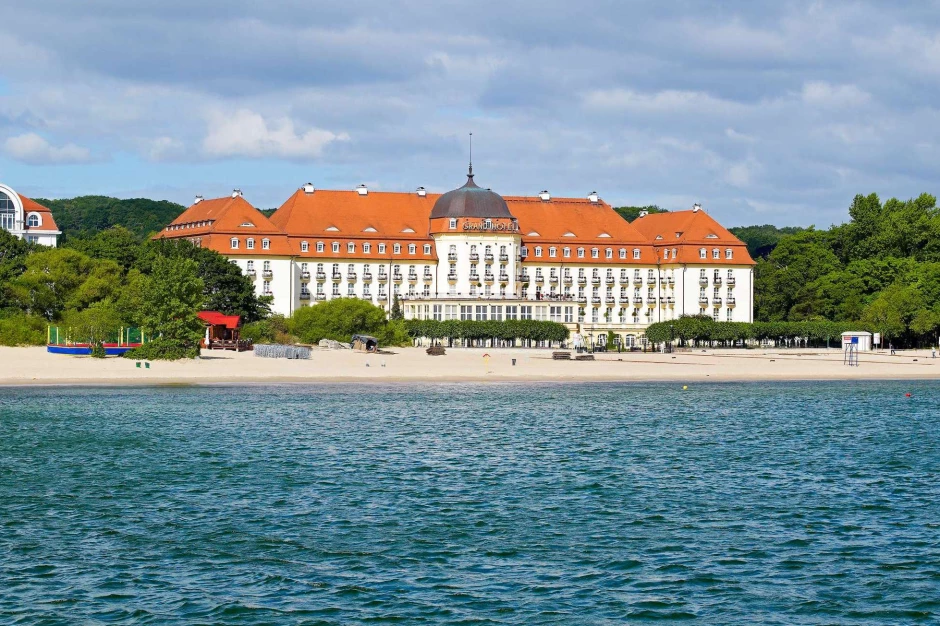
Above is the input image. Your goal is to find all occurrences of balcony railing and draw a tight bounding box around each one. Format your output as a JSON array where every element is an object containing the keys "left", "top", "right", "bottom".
[
  {"left": 393, "top": 273, "right": 404, "bottom": 282},
  {"left": 363, "top": 292, "right": 372, "bottom": 299},
  {"left": 727, "top": 298, "right": 736, "bottom": 306},
  {"left": 299, "top": 292, "right": 311, "bottom": 300},
  {"left": 469, "top": 273, "right": 480, "bottom": 282},
  {"left": 633, "top": 276, "right": 643, "bottom": 284},
  {"left": 548, "top": 276, "right": 559, "bottom": 284},
  {"left": 647, "top": 275, "right": 656, "bottom": 283},
  {"left": 591, "top": 277, "right": 601, "bottom": 285},
  {"left": 484, "top": 254, "right": 494, "bottom": 262},
  {"left": 563, "top": 276, "right": 573, "bottom": 285},
  {"left": 499, "top": 253, "right": 509, "bottom": 262},
  {"left": 592, "top": 296, "right": 602, "bottom": 304},
  {"left": 699, "top": 278, "right": 709, "bottom": 285},
  {"left": 577, "top": 296, "right": 587, "bottom": 303},
  {"left": 316, "top": 272, "right": 326, "bottom": 280},
  {"left": 666, "top": 276, "right": 675, "bottom": 284},
  {"left": 423, "top": 272, "right": 433, "bottom": 280},
  {"left": 448, "top": 272, "right": 458, "bottom": 281},
  {"left": 578, "top": 277, "right": 587, "bottom": 285},
  {"left": 377, "top": 273, "right": 388, "bottom": 282},
  {"left": 469, "top": 253, "right": 479, "bottom": 261},
  {"left": 727, "top": 277, "right": 736, "bottom": 286},
  {"left": 633, "top": 296, "right": 643, "bottom": 305},
  {"left": 499, "top": 273, "right": 510, "bottom": 282},
  {"left": 300, "top": 271, "right": 310, "bottom": 280},
  {"left": 667, "top": 297, "right": 676, "bottom": 304},
  {"left": 332, "top": 273, "right": 342, "bottom": 281},
  {"left": 245, "top": 269, "right": 256, "bottom": 277},
  {"left": 263, "top": 290, "right": 274, "bottom": 297},
  {"left": 316, "top": 293, "right": 326, "bottom": 301},
  {"left": 534, "top": 275, "right": 544, "bottom": 283},
  {"left": 448, "top": 253, "right": 458, "bottom": 261},
  {"left": 347, "top": 272, "right": 357, "bottom": 280},
  {"left": 484, "top": 273, "right": 495, "bottom": 282},
  {"left": 713, "top": 277, "right": 722, "bottom": 286},
  {"left": 647, "top": 297, "right": 657, "bottom": 305},
  {"left": 605, "top": 275, "right": 616, "bottom": 284},
  {"left": 362, "top": 272, "right": 372, "bottom": 281},
  {"left": 518, "top": 274, "right": 529, "bottom": 282},
  {"left": 620, "top": 274, "right": 628, "bottom": 283},
  {"left": 699, "top": 297, "right": 709, "bottom": 304},
  {"left": 408, "top": 273, "right": 418, "bottom": 281},
  {"left": 713, "top": 297, "right": 723, "bottom": 306}
]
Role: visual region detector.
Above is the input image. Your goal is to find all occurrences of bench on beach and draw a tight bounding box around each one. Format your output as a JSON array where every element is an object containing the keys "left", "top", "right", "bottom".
[
  {"left": 552, "top": 351, "right": 572, "bottom": 360},
  {"left": 575, "top": 354, "right": 595, "bottom": 361}
]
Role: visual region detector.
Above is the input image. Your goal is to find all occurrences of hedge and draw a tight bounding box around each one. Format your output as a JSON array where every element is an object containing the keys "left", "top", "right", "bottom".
[
  {"left": 644, "top": 316, "right": 873, "bottom": 344},
  {"left": 405, "top": 319, "right": 569, "bottom": 343}
]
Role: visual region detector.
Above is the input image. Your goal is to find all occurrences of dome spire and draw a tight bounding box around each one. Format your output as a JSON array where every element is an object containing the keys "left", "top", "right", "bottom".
[{"left": 468, "top": 132, "right": 473, "bottom": 179}]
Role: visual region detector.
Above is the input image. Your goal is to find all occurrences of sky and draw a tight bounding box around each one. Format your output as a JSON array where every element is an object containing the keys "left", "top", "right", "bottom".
[{"left": 1, "top": 0, "right": 939, "bottom": 227}]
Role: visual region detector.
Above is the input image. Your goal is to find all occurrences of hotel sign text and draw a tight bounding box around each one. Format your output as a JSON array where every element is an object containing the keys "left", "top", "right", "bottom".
[{"left": 463, "top": 221, "right": 520, "bottom": 232}]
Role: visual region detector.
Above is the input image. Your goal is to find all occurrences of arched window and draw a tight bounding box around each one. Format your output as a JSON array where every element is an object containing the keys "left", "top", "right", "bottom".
[
  {"left": 27, "top": 214, "right": 41, "bottom": 227},
  {"left": 0, "top": 191, "right": 17, "bottom": 230}
]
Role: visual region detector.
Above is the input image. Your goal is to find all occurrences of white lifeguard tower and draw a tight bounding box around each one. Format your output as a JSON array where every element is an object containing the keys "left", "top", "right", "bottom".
[{"left": 841, "top": 331, "right": 872, "bottom": 352}]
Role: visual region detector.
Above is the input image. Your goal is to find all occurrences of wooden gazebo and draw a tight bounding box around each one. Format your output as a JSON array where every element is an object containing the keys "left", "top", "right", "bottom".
[{"left": 198, "top": 311, "right": 251, "bottom": 351}]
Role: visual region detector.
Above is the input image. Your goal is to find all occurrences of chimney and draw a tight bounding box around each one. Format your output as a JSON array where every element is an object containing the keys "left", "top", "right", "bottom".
[
  {"left": 356, "top": 184, "right": 368, "bottom": 196},
  {"left": 302, "top": 183, "right": 315, "bottom": 194},
  {"left": 588, "top": 191, "right": 599, "bottom": 203},
  {"left": 194, "top": 195, "right": 203, "bottom": 205},
  {"left": 692, "top": 203, "right": 701, "bottom": 213},
  {"left": 416, "top": 186, "right": 427, "bottom": 197},
  {"left": 538, "top": 190, "right": 551, "bottom": 202},
  {"left": 232, "top": 189, "right": 243, "bottom": 198}
]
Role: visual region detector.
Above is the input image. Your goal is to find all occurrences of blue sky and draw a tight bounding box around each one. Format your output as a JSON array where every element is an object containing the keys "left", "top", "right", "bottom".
[{"left": 1, "top": 1, "right": 939, "bottom": 226}]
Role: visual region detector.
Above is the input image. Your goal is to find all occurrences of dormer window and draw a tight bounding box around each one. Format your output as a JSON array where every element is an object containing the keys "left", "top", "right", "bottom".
[
  {"left": 591, "top": 248, "right": 599, "bottom": 259},
  {"left": 619, "top": 249, "right": 626, "bottom": 259},
  {"left": 713, "top": 248, "right": 720, "bottom": 259},
  {"left": 700, "top": 248, "right": 707, "bottom": 259},
  {"left": 262, "top": 239, "right": 270, "bottom": 250},
  {"left": 577, "top": 247, "right": 585, "bottom": 258},
  {"left": 378, "top": 243, "right": 386, "bottom": 254},
  {"left": 394, "top": 243, "right": 401, "bottom": 254},
  {"left": 301, "top": 241, "right": 309, "bottom": 252},
  {"left": 423, "top": 244, "right": 431, "bottom": 254},
  {"left": 316, "top": 241, "right": 324, "bottom": 252},
  {"left": 484, "top": 219, "right": 492, "bottom": 230},
  {"left": 26, "top": 214, "right": 41, "bottom": 227},
  {"left": 535, "top": 246, "right": 543, "bottom": 258},
  {"left": 726, "top": 249, "right": 733, "bottom": 259},
  {"left": 348, "top": 242, "right": 355, "bottom": 253},
  {"left": 408, "top": 243, "right": 416, "bottom": 254},
  {"left": 246, "top": 238, "right": 255, "bottom": 250},
  {"left": 332, "top": 242, "right": 340, "bottom": 253},
  {"left": 230, "top": 238, "right": 239, "bottom": 249},
  {"left": 633, "top": 248, "right": 640, "bottom": 259},
  {"left": 549, "top": 247, "right": 557, "bottom": 258},
  {"left": 563, "top": 247, "right": 570, "bottom": 258},
  {"left": 449, "top": 218, "right": 457, "bottom": 229},
  {"left": 605, "top": 248, "right": 612, "bottom": 259},
  {"left": 363, "top": 243, "right": 371, "bottom": 253}
]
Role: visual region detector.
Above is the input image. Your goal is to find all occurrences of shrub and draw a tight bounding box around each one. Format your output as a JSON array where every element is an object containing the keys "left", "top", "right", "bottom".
[
  {"left": 404, "top": 319, "right": 569, "bottom": 344},
  {"left": 122, "top": 337, "right": 200, "bottom": 361},
  {"left": 291, "top": 298, "right": 410, "bottom": 346},
  {"left": 0, "top": 313, "right": 47, "bottom": 346}
]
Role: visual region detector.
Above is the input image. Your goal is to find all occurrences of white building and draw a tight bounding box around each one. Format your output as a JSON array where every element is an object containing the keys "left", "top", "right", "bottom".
[
  {"left": 0, "top": 183, "right": 61, "bottom": 246},
  {"left": 158, "top": 172, "right": 755, "bottom": 344}
]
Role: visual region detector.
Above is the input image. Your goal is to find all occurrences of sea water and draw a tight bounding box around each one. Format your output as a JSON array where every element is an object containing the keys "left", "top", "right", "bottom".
[{"left": 0, "top": 382, "right": 937, "bottom": 624}]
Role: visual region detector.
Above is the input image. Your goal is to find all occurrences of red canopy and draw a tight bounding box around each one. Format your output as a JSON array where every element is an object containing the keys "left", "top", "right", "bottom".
[{"left": 198, "top": 311, "right": 241, "bottom": 329}]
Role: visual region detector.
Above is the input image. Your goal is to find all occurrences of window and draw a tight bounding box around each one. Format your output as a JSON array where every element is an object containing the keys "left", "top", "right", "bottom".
[
  {"left": 476, "top": 305, "right": 488, "bottom": 321},
  {"left": 246, "top": 238, "right": 255, "bottom": 250},
  {"left": 591, "top": 248, "right": 599, "bottom": 258},
  {"left": 332, "top": 242, "right": 340, "bottom": 253},
  {"left": 230, "top": 238, "right": 239, "bottom": 249},
  {"left": 317, "top": 241, "right": 324, "bottom": 252},
  {"left": 394, "top": 243, "right": 401, "bottom": 254},
  {"left": 700, "top": 248, "right": 707, "bottom": 259},
  {"left": 423, "top": 244, "right": 431, "bottom": 254},
  {"left": 673, "top": 248, "right": 677, "bottom": 258},
  {"left": 347, "top": 242, "right": 355, "bottom": 253},
  {"left": 535, "top": 246, "right": 542, "bottom": 258},
  {"left": 506, "top": 305, "right": 518, "bottom": 320},
  {"left": 262, "top": 238, "right": 270, "bottom": 250},
  {"left": 726, "top": 249, "right": 733, "bottom": 259},
  {"left": 263, "top": 261, "right": 271, "bottom": 271},
  {"left": 433, "top": 305, "right": 442, "bottom": 321},
  {"left": 247, "top": 260, "right": 254, "bottom": 271},
  {"left": 564, "top": 306, "right": 573, "bottom": 323},
  {"left": 363, "top": 243, "right": 371, "bottom": 254},
  {"left": 713, "top": 248, "right": 720, "bottom": 259},
  {"left": 549, "top": 247, "right": 557, "bottom": 258},
  {"left": 563, "top": 247, "right": 570, "bottom": 258},
  {"left": 449, "top": 218, "right": 457, "bottom": 229},
  {"left": 713, "top": 309, "right": 720, "bottom": 321},
  {"left": 550, "top": 306, "right": 562, "bottom": 322},
  {"left": 301, "top": 241, "right": 308, "bottom": 252},
  {"left": 484, "top": 219, "right": 492, "bottom": 230},
  {"left": 619, "top": 248, "right": 626, "bottom": 259},
  {"left": 605, "top": 248, "right": 613, "bottom": 259},
  {"left": 521, "top": 306, "right": 533, "bottom": 320},
  {"left": 491, "top": 305, "right": 503, "bottom": 321},
  {"left": 727, "top": 309, "right": 733, "bottom": 321},
  {"left": 577, "top": 247, "right": 585, "bottom": 258},
  {"left": 26, "top": 214, "right": 40, "bottom": 227},
  {"left": 378, "top": 243, "right": 386, "bottom": 254}
]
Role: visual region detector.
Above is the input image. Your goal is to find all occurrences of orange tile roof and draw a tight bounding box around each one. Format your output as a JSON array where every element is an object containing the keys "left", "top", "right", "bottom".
[
  {"left": 159, "top": 195, "right": 293, "bottom": 255},
  {"left": 630, "top": 210, "right": 755, "bottom": 265},
  {"left": 18, "top": 194, "right": 60, "bottom": 232}
]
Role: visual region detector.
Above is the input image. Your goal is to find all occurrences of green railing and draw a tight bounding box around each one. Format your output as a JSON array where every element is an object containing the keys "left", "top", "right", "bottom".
[{"left": 48, "top": 326, "right": 148, "bottom": 346}]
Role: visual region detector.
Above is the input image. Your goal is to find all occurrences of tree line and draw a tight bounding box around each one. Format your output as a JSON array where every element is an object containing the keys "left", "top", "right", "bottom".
[{"left": 644, "top": 316, "right": 871, "bottom": 347}]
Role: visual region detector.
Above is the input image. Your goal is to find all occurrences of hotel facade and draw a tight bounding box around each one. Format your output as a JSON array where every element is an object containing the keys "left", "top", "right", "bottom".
[
  {"left": 160, "top": 171, "right": 755, "bottom": 344},
  {"left": 0, "top": 183, "right": 61, "bottom": 246}
]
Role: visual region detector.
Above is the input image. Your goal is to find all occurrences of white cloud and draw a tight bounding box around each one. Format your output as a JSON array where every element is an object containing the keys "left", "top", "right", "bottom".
[
  {"left": 202, "top": 109, "right": 349, "bottom": 159},
  {"left": 583, "top": 88, "right": 743, "bottom": 116},
  {"left": 3, "top": 132, "right": 92, "bottom": 164},
  {"left": 801, "top": 81, "right": 871, "bottom": 107}
]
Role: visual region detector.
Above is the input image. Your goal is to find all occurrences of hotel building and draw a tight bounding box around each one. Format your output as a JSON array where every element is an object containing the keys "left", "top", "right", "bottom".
[
  {"left": 159, "top": 170, "right": 754, "bottom": 343},
  {"left": 0, "top": 183, "right": 61, "bottom": 246}
]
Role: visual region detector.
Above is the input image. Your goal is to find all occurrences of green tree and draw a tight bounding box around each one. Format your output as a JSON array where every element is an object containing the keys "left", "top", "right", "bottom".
[
  {"left": 727, "top": 224, "right": 805, "bottom": 258},
  {"left": 66, "top": 225, "right": 142, "bottom": 272},
  {"left": 35, "top": 195, "right": 186, "bottom": 241},
  {"left": 62, "top": 299, "right": 123, "bottom": 357},
  {"left": 613, "top": 205, "right": 667, "bottom": 222},
  {"left": 130, "top": 255, "right": 205, "bottom": 359},
  {"left": 291, "top": 298, "right": 408, "bottom": 346}
]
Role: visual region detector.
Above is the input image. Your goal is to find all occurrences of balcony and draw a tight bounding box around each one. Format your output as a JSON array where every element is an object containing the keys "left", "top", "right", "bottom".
[
  {"left": 484, "top": 253, "right": 494, "bottom": 263},
  {"left": 727, "top": 277, "right": 736, "bottom": 286},
  {"left": 633, "top": 276, "right": 643, "bottom": 285},
  {"left": 633, "top": 296, "right": 643, "bottom": 305},
  {"left": 605, "top": 275, "right": 616, "bottom": 284},
  {"left": 299, "top": 292, "right": 311, "bottom": 300},
  {"left": 423, "top": 272, "right": 433, "bottom": 281},
  {"left": 563, "top": 276, "right": 573, "bottom": 285},
  {"left": 299, "top": 271, "right": 310, "bottom": 280},
  {"left": 316, "top": 272, "right": 326, "bottom": 281},
  {"left": 316, "top": 293, "right": 326, "bottom": 301},
  {"left": 534, "top": 275, "right": 544, "bottom": 283},
  {"left": 646, "top": 275, "right": 656, "bottom": 284},
  {"left": 713, "top": 277, "right": 722, "bottom": 286},
  {"left": 263, "top": 290, "right": 274, "bottom": 297},
  {"left": 499, "top": 273, "right": 510, "bottom": 282},
  {"left": 591, "top": 277, "right": 601, "bottom": 285},
  {"left": 577, "top": 296, "right": 587, "bottom": 303},
  {"left": 347, "top": 272, "right": 357, "bottom": 280},
  {"left": 362, "top": 272, "right": 372, "bottom": 282},
  {"left": 393, "top": 273, "right": 404, "bottom": 282},
  {"left": 408, "top": 273, "right": 418, "bottom": 282},
  {"left": 378, "top": 292, "right": 387, "bottom": 299},
  {"left": 713, "top": 297, "right": 723, "bottom": 306},
  {"left": 448, "top": 253, "right": 458, "bottom": 261},
  {"left": 727, "top": 298, "right": 737, "bottom": 306},
  {"left": 549, "top": 275, "right": 559, "bottom": 284},
  {"left": 499, "top": 253, "right": 509, "bottom": 262},
  {"left": 667, "top": 297, "right": 676, "bottom": 305},
  {"left": 699, "top": 277, "right": 709, "bottom": 285},
  {"left": 484, "top": 273, "right": 495, "bottom": 282},
  {"left": 469, "top": 253, "right": 479, "bottom": 262},
  {"left": 469, "top": 273, "right": 480, "bottom": 282},
  {"left": 363, "top": 292, "right": 372, "bottom": 299},
  {"left": 699, "top": 296, "right": 709, "bottom": 305},
  {"left": 448, "top": 272, "right": 458, "bottom": 281},
  {"left": 518, "top": 274, "right": 530, "bottom": 283},
  {"left": 667, "top": 276, "right": 675, "bottom": 284},
  {"left": 245, "top": 269, "right": 256, "bottom": 278},
  {"left": 592, "top": 296, "right": 602, "bottom": 304},
  {"left": 377, "top": 273, "right": 388, "bottom": 282},
  {"left": 578, "top": 277, "right": 587, "bottom": 285},
  {"left": 619, "top": 274, "right": 628, "bottom": 284},
  {"left": 647, "top": 297, "right": 657, "bottom": 305},
  {"left": 332, "top": 272, "right": 342, "bottom": 281}
]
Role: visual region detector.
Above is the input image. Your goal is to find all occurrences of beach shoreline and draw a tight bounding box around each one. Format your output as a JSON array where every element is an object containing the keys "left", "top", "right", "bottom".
[{"left": 1, "top": 345, "right": 938, "bottom": 386}]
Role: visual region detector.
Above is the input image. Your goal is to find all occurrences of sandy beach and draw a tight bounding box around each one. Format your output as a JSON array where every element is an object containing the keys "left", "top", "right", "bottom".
[{"left": 1, "top": 345, "right": 938, "bottom": 386}]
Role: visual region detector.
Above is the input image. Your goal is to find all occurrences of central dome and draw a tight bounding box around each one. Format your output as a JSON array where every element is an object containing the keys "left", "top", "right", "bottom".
[{"left": 430, "top": 170, "right": 513, "bottom": 220}]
